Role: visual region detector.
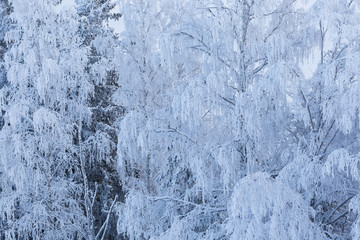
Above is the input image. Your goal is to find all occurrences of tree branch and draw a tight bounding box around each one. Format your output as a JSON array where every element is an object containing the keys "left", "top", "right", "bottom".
[
  {"left": 300, "top": 90, "right": 315, "bottom": 131},
  {"left": 218, "top": 94, "right": 236, "bottom": 106},
  {"left": 324, "top": 195, "right": 354, "bottom": 224},
  {"left": 154, "top": 126, "right": 198, "bottom": 145},
  {"left": 322, "top": 128, "right": 339, "bottom": 156},
  {"left": 145, "top": 195, "right": 226, "bottom": 212},
  {"left": 96, "top": 195, "right": 118, "bottom": 240}
]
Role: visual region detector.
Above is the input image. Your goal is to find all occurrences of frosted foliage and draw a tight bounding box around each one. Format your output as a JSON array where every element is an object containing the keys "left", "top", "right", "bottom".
[
  {"left": 0, "top": 0, "right": 91, "bottom": 238},
  {"left": 321, "top": 149, "right": 360, "bottom": 239},
  {"left": 34, "top": 108, "right": 58, "bottom": 133},
  {"left": 116, "top": 0, "right": 333, "bottom": 238},
  {"left": 306, "top": 0, "right": 360, "bottom": 134},
  {"left": 117, "top": 111, "right": 146, "bottom": 184},
  {"left": 118, "top": 189, "right": 227, "bottom": 240},
  {"left": 323, "top": 149, "right": 360, "bottom": 181},
  {"left": 0, "top": 181, "right": 86, "bottom": 240},
  {"left": 6, "top": 103, "right": 30, "bottom": 130},
  {"left": 320, "top": 149, "right": 360, "bottom": 237},
  {"left": 227, "top": 172, "right": 326, "bottom": 240},
  {"left": 319, "top": 58, "right": 360, "bottom": 134},
  {"left": 2, "top": 0, "right": 360, "bottom": 238},
  {"left": 350, "top": 195, "right": 360, "bottom": 239},
  {"left": 278, "top": 154, "right": 322, "bottom": 199},
  {"left": 169, "top": 77, "right": 242, "bottom": 191},
  {"left": 117, "top": 191, "right": 173, "bottom": 240},
  {"left": 87, "top": 130, "right": 114, "bottom": 165},
  {"left": 5, "top": 0, "right": 91, "bottom": 117}
]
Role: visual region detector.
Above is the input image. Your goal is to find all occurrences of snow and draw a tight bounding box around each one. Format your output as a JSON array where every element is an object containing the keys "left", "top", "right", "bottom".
[{"left": 1, "top": 0, "right": 360, "bottom": 239}]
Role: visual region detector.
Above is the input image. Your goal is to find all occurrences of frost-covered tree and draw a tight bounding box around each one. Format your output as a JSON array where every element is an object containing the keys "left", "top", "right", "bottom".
[
  {"left": 115, "top": 0, "right": 172, "bottom": 192},
  {"left": 76, "top": 0, "right": 123, "bottom": 238},
  {"left": 115, "top": 0, "right": 201, "bottom": 238},
  {"left": 115, "top": 0, "right": 319, "bottom": 239},
  {"left": 1, "top": 0, "right": 360, "bottom": 239},
  {"left": 278, "top": 0, "right": 360, "bottom": 237},
  {"left": 115, "top": 0, "right": 360, "bottom": 239},
  {"left": 0, "top": 1, "right": 91, "bottom": 238},
  {"left": 0, "top": 0, "right": 11, "bottom": 88},
  {"left": 0, "top": 0, "right": 12, "bottom": 137},
  {"left": 227, "top": 172, "right": 327, "bottom": 239}
]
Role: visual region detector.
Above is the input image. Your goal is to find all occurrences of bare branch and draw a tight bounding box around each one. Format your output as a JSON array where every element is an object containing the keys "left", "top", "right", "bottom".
[
  {"left": 319, "top": 21, "right": 327, "bottom": 65},
  {"left": 96, "top": 195, "right": 118, "bottom": 240},
  {"left": 218, "top": 94, "right": 236, "bottom": 106},
  {"left": 91, "top": 182, "right": 98, "bottom": 210},
  {"left": 348, "top": 0, "right": 354, "bottom": 7},
  {"left": 324, "top": 195, "right": 354, "bottom": 224},
  {"left": 155, "top": 126, "right": 198, "bottom": 145},
  {"left": 202, "top": 109, "right": 211, "bottom": 119},
  {"left": 300, "top": 90, "right": 315, "bottom": 131},
  {"left": 327, "top": 210, "right": 350, "bottom": 225},
  {"left": 322, "top": 128, "right": 339, "bottom": 156},
  {"left": 264, "top": 14, "right": 284, "bottom": 42},
  {"left": 287, "top": 128, "right": 299, "bottom": 142},
  {"left": 252, "top": 58, "right": 268, "bottom": 75},
  {"left": 316, "top": 120, "right": 335, "bottom": 155}
]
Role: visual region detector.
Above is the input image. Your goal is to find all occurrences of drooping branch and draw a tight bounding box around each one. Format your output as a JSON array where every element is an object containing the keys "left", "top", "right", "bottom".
[{"left": 145, "top": 195, "right": 227, "bottom": 212}]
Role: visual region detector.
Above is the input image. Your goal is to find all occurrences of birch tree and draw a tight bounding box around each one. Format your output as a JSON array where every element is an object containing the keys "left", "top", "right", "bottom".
[{"left": 0, "top": 1, "right": 90, "bottom": 238}]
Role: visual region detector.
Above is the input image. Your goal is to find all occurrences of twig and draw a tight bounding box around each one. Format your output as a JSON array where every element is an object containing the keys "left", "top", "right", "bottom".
[
  {"left": 324, "top": 195, "right": 354, "bottom": 224},
  {"left": 154, "top": 126, "right": 197, "bottom": 145},
  {"left": 327, "top": 210, "right": 350, "bottom": 225},
  {"left": 202, "top": 109, "right": 211, "bottom": 118},
  {"left": 251, "top": 58, "right": 268, "bottom": 75},
  {"left": 300, "top": 90, "right": 315, "bottom": 130},
  {"left": 286, "top": 128, "right": 299, "bottom": 142},
  {"left": 316, "top": 120, "right": 335, "bottom": 155},
  {"left": 264, "top": 13, "right": 285, "bottom": 42},
  {"left": 322, "top": 128, "right": 339, "bottom": 155},
  {"left": 91, "top": 182, "right": 98, "bottom": 210},
  {"left": 218, "top": 94, "right": 235, "bottom": 106},
  {"left": 96, "top": 195, "right": 118, "bottom": 240}
]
